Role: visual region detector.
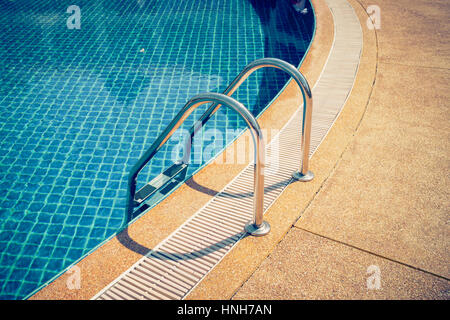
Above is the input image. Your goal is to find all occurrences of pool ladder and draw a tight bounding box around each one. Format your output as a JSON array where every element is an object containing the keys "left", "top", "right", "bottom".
[{"left": 127, "top": 58, "right": 313, "bottom": 237}]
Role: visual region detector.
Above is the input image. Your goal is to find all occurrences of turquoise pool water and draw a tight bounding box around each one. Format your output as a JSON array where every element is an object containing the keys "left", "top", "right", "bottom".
[{"left": 0, "top": 0, "right": 314, "bottom": 299}]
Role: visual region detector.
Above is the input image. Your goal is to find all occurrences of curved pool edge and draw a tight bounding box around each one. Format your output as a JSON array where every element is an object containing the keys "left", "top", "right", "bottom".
[{"left": 29, "top": 0, "right": 333, "bottom": 300}]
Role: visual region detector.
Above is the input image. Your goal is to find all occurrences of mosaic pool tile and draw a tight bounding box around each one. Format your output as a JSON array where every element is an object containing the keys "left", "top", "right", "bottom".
[{"left": 0, "top": 0, "right": 313, "bottom": 299}]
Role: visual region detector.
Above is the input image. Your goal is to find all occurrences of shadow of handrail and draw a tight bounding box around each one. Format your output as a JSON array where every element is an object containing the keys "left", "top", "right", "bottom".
[
  {"left": 115, "top": 173, "right": 293, "bottom": 258},
  {"left": 185, "top": 176, "right": 293, "bottom": 200},
  {"left": 117, "top": 226, "right": 247, "bottom": 262}
]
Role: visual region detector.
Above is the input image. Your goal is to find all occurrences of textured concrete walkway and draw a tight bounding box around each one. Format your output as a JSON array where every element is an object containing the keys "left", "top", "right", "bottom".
[{"left": 233, "top": 0, "right": 450, "bottom": 299}]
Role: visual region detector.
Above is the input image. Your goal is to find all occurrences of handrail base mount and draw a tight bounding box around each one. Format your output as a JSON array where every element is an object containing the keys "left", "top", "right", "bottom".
[
  {"left": 244, "top": 221, "right": 271, "bottom": 237},
  {"left": 292, "top": 170, "right": 314, "bottom": 182}
]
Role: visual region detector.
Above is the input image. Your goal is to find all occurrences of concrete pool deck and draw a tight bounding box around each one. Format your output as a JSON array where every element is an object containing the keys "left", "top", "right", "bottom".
[
  {"left": 230, "top": 0, "right": 450, "bottom": 299},
  {"left": 30, "top": 0, "right": 449, "bottom": 300}
]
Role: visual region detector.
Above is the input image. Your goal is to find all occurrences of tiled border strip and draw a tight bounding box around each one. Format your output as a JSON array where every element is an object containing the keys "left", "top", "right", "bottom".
[{"left": 92, "top": 0, "right": 362, "bottom": 300}]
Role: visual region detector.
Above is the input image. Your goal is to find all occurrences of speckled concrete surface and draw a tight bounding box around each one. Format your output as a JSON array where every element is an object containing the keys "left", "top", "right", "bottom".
[
  {"left": 232, "top": 0, "right": 450, "bottom": 300},
  {"left": 296, "top": 0, "right": 450, "bottom": 279},
  {"left": 233, "top": 228, "right": 449, "bottom": 300},
  {"left": 365, "top": 0, "right": 450, "bottom": 69},
  {"left": 297, "top": 62, "right": 450, "bottom": 278},
  {"left": 30, "top": 0, "right": 333, "bottom": 300}
]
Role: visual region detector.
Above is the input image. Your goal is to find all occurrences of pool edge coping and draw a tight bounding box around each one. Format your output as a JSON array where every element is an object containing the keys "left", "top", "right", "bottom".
[{"left": 29, "top": 0, "right": 336, "bottom": 300}]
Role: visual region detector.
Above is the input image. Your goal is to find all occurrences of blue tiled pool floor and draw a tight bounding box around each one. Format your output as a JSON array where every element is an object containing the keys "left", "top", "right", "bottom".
[{"left": 0, "top": 0, "right": 313, "bottom": 299}]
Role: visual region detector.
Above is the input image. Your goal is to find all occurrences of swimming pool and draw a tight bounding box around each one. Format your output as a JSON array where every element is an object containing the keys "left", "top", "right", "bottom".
[{"left": 0, "top": 0, "right": 314, "bottom": 299}]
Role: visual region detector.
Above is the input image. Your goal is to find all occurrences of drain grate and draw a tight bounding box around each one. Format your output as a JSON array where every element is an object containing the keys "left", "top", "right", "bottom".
[{"left": 93, "top": 0, "right": 362, "bottom": 300}]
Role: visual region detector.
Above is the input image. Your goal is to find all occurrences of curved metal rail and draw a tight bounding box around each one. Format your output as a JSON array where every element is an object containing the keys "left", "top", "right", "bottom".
[
  {"left": 182, "top": 57, "right": 314, "bottom": 181},
  {"left": 127, "top": 92, "right": 270, "bottom": 236}
]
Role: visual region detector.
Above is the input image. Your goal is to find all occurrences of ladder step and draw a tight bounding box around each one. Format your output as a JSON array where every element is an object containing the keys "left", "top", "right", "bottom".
[{"left": 134, "top": 162, "right": 188, "bottom": 205}]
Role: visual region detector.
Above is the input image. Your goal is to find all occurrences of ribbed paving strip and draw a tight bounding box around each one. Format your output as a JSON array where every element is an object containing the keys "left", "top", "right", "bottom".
[{"left": 93, "top": 0, "right": 362, "bottom": 300}]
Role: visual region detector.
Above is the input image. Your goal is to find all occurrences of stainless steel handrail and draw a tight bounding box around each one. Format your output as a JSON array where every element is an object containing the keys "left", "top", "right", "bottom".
[
  {"left": 127, "top": 92, "right": 270, "bottom": 237},
  {"left": 182, "top": 57, "right": 314, "bottom": 182}
]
